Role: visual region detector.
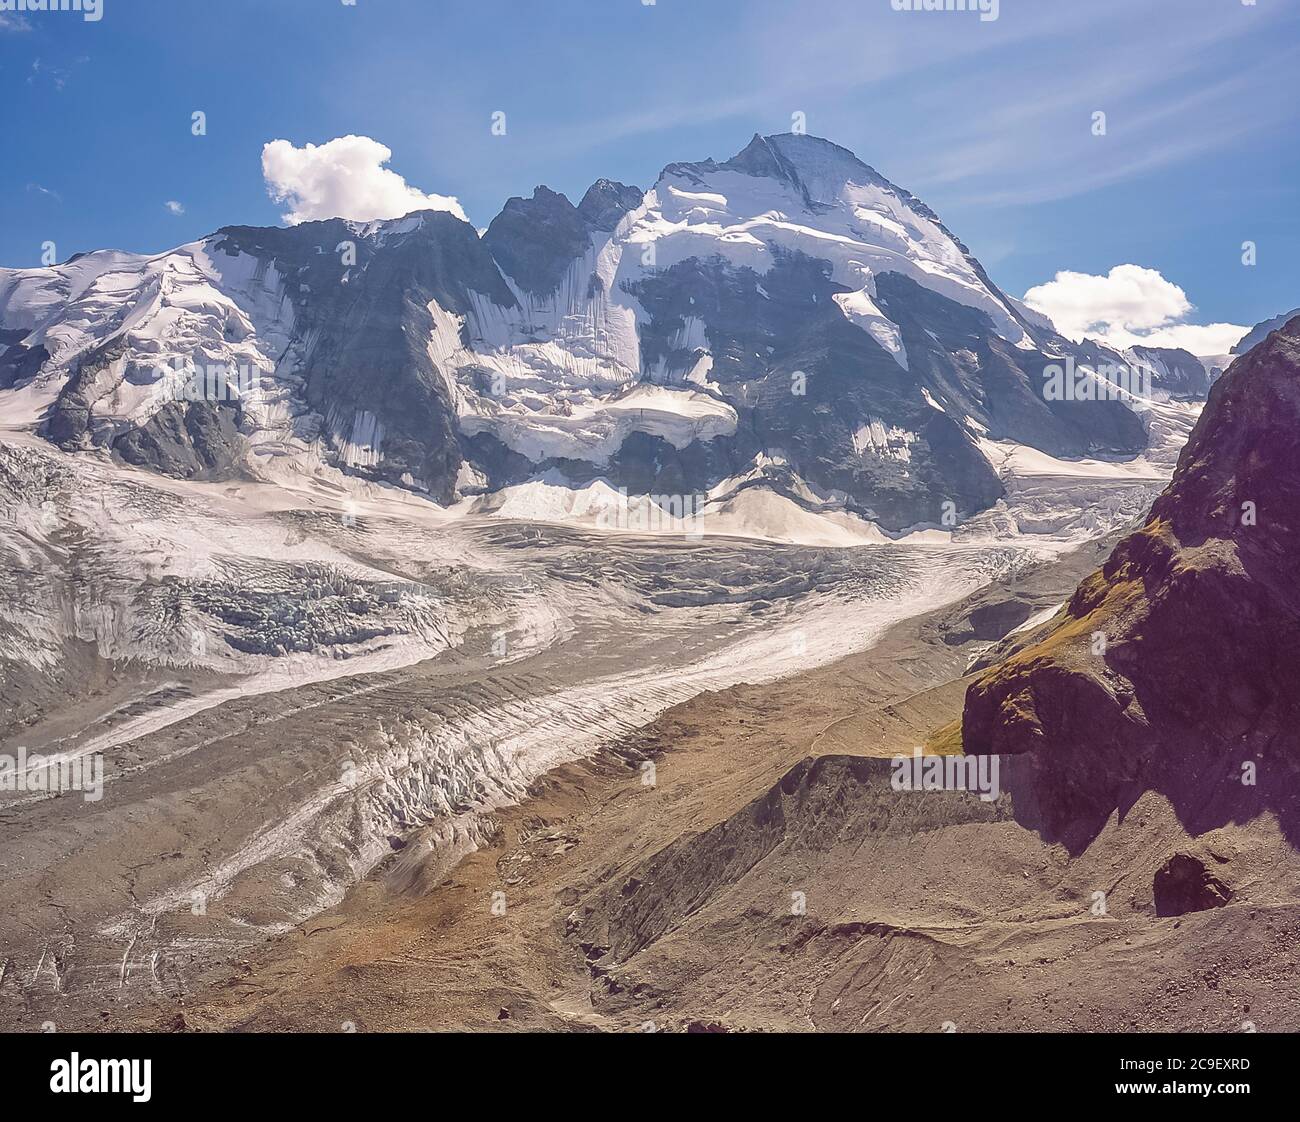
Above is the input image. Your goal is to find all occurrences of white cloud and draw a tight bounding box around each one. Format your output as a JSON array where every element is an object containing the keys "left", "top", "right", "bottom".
[
  {"left": 164, "top": 200, "right": 185, "bottom": 216},
  {"left": 0, "top": 12, "right": 32, "bottom": 32},
  {"left": 1023, "top": 265, "right": 1190, "bottom": 338},
  {"left": 1023, "top": 264, "right": 1247, "bottom": 356},
  {"left": 1099, "top": 322, "right": 1250, "bottom": 357},
  {"left": 261, "top": 135, "right": 467, "bottom": 226}
]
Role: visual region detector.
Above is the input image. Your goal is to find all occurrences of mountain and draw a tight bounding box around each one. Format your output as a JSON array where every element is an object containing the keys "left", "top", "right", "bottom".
[
  {"left": 1, "top": 133, "right": 1186, "bottom": 532},
  {"left": 1124, "top": 344, "right": 1214, "bottom": 400},
  {"left": 955, "top": 315, "right": 1300, "bottom": 853},
  {"left": 1233, "top": 307, "right": 1300, "bottom": 355}
]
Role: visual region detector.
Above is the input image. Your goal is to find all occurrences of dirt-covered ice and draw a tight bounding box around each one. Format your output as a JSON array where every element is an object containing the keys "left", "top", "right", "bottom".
[{"left": 0, "top": 403, "right": 1196, "bottom": 1020}]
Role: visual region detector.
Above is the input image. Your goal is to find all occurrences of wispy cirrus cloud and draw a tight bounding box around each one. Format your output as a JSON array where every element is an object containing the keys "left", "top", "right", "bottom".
[
  {"left": 27, "top": 55, "right": 90, "bottom": 92},
  {"left": 874, "top": 1, "right": 1298, "bottom": 207},
  {"left": 471, "top": 0, "right": 1294, "bottom": 213},
  {"left": 922, "top": 39, "right": 1300, "bottom": 208}
]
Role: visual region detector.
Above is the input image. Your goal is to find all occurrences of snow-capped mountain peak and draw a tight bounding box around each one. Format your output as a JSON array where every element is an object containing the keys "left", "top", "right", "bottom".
[
  {"left": 0, "top": 133, "right": 1193, "bottom": 532},
  {"left": 642, "top": 131, "right": 1033, "bottom": 366}
]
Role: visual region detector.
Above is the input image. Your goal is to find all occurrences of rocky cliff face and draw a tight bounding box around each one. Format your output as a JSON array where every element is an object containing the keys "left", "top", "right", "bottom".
[
  {"left": 1127, "top": 343, "right": 1214, "bottom": 400},
  {"left": 210, "top": 213, "right": 520, "bottom": 501},
  {"left": 0, "top": 134, "right": 1175, "bottom": 530},
  {"left": 958, "top": 316, "right": 1300, "bottom": 852}
]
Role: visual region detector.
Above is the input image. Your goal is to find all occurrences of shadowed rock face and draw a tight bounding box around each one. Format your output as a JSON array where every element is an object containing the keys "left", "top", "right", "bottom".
[
  {"left": 113, "top": 400, "right": 245, "bottom": 480},
  {"left": 1128, "top": 344, "right": 1214, "bottom": 400},
  {"left": 212, "top": 213, "right": 520, "bottom": 501},
  {"left": 479, "top": 180, "right": 644, "bottom": 297},
  {"left": 958, "top": 316, "right": 1300, "bottom": 854},
  {"left": 482, "top": 186, "right": 593, "bottom": 296},
  {"left": 875, "top": 273, "right": 1148, "bottom": 459},
  {"left": 576, "top": 179, "right": 644, "bottom": 232},
  {"left": 626, "top": 251, "right": 1007, "bottom": 526},
  {"left": 1154, "top": 853, "right": 1232, "bottom": 917},
  {"left": 0, "top": 329, "right": 47, "bottom": 389}
]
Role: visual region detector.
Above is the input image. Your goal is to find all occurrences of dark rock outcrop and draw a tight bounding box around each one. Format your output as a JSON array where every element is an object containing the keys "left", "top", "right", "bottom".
[
  {"left": 482, "top": 186, "right": 592, "bottom": 296},
  {"left": 957, "top": 315, "right": 1300, "bottom": 853},
  {"left": 213, "top": 212, "right": 519, "bottom": 501},
  {"left": 1128, "top": 344, "right": 1214, "bottom": 400},
  {"left": 1153, "top": 853, "right": 1233, "bottom": 917},
  {"left": 113, "top": 401, "right": 245, "bottom": 480},
  {"left": 626, "top": 250, "right": 1005, "bottom": 527},
  {"left": 576, "top": 179, "right": 643, "bottom": 231}
]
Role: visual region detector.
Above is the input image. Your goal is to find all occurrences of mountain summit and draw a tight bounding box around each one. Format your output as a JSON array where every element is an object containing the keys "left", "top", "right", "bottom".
[{"left": 1, "top": 134, "right": 1187, "bottom": 530}]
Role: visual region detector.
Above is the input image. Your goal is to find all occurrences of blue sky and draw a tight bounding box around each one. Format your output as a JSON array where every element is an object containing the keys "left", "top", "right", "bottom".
[{"left": 2, "top": 0, "right": 1297, "bottom": 344}]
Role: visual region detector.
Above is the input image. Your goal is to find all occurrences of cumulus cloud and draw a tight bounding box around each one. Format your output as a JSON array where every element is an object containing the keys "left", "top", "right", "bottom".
[
  {"left": 1023, "top": 264, "right": 1247, "bottom": 356},
  {"left": 164, "top": 200, "right": 185, "bottom": 216},
  {"left": 261, "top": 135, "right": 467, "bottom": 226},
  {"left": 1023, "top": 265, "right": 1190, "bottom": 338},
  {"left": 1097, "top": 321, "right": 1250, "bottom": 357}
]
